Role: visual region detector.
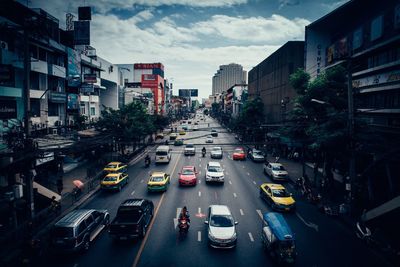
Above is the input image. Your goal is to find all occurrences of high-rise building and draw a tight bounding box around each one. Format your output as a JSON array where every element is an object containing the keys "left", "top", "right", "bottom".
[{"left": 212, "top": 63, "right": 247, "bottom": 95}]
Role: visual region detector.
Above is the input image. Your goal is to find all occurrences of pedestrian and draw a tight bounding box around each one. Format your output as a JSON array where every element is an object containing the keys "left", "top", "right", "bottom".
[{"left": 56, "top": 179, "right": 63, "bottom": 195}]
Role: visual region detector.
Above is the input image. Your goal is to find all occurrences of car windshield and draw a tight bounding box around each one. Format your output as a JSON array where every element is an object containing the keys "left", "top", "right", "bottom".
[
  {"left": 254, "top": 151, "right": 263, "bottom": 156},
  {"left": 212, "top": 147, "right": 221, "bottom": 152},
  {"left": 104, "top": 176, "right": 117, "bottom": 181},
  {"left": 186, "top": 144, "right": 194, "bottom": 148},
  {"left": 235, "top": 149, "right": 244, "bottom": 153},
  {"left": 207, "top": 136, "right": 212, "bottom": 138},
  {"left": 156, "top": 151, "right": 168, "bottom": 156},
  {"left": 151, "top": 176, "right": 164, "bottom": 182},
  {"left": 52, "top": 226, "right": 74, "bottom": 238},
  {"left": 210, "top": 215, "right": 234, "bottom": 227},
  {"left": 182, "top": 169, "right": 194, "bottom": 175},
  {"left": 208, "top": 166, "right": 222, "bottom": 172},
  {"left": 106, "top": 164, "right": 118, "bottom": 168},
  {"left": 272, "top": 189, "right": 291, "bottom": 197},
  {"left": 272, "top": 165, "right": 285, "bottom": 171}
]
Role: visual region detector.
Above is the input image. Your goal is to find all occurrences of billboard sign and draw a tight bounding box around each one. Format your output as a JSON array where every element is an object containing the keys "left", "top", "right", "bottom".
[
  {"left": 179, "top": 89, "right": 198, "bottom": 97},
  {"left": 67, "top": 48, "right": 81, "bottom": 87},
  {"left": 134, "top": 63, "right": 164, "bottom": 70},
  {"left": 84, "top": 73, "right": 97, "bottom": 83},
  {"left": 49, "top": 92, "right": 66, "bottom": 103},
  {"left": 67, "top": 94, "right": 79, "bottom": 110},
  {"left": 0, "top": 99, "right": 17, "bottom": 119},
  {"left": 74, "top": 21, "right": 90, "bottom": 45},
  {"left": 81, "top": 83, "right": 94, "bottom": 93}
]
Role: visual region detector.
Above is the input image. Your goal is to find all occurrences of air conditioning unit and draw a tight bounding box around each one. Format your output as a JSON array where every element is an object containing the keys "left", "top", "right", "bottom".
[{"left": 0, "top": 41, "right": 9, "bottom": 50}]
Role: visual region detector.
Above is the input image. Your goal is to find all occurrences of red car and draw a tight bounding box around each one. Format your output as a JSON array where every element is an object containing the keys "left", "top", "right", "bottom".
[
  {"left": 178, "top": 166, "right": 198, "bottom": 186},
  {"left": 233, "top": 147, "right": 246, "bottom": 160}
]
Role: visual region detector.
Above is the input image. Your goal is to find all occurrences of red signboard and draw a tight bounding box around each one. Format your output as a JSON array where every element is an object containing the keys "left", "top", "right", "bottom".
[{"left": 134, "top": 63, "right": 164, "bottom": 70}]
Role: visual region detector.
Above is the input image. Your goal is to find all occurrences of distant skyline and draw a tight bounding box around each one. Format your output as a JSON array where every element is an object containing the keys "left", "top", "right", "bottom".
[{"left": 19, "top": 0, "right": 349, "bottom": 99}]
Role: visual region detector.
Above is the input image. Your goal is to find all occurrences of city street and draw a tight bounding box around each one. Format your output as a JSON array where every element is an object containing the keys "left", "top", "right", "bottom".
[{"left": 41, "top": 116, "right": 391, "bottom": 267}]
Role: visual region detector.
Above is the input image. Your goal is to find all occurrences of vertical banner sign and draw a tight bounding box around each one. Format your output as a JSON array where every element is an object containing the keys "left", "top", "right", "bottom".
[{"left": 74, "top": 21, "right": 90, "bottom": 45}]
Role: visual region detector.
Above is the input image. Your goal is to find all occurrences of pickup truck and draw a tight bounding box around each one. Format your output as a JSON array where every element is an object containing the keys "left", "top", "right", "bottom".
[{"left": 109, "top": 199, "right": 154, "bottom": 239}]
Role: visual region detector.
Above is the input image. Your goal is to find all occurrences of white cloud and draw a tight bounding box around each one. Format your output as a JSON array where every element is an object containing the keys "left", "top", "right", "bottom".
[
  {"left": 192, "top": 14, "right": 309, "bottom": 44},
  {"left": 279, "top": 0, "right": 300, "bottom": 9},
  {"left": 321, "top": 0, "right": 350, "bottom": 11}
]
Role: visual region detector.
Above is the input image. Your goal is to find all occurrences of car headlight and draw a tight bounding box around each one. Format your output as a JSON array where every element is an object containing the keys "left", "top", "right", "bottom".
[
  {"left": 206, "top": 174, "right": 211, "bottom": 178},
  {"left": 208, "top": 231, "right": 217, "bottom": 242},
  {"left": 231, "top": 232, "right": 237, "bottom": 241}
]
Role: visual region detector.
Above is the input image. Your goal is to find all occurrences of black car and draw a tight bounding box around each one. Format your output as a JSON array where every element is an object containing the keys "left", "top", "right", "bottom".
[
  {"left": 109, "top": 199, "right": 154, "bottom": 239},
  {"left": 51, "top": 209, "right": 110, "bottom": 252}
]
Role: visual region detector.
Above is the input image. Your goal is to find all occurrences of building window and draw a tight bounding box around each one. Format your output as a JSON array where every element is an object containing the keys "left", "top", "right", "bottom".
[
  {"left": 395, "top": 4, "right": 400, "bottom": 29},
  {"left": 48, "top": 102, "right": 59, "bottom": 116},
  {"left": 353, "top": 27, "right": 363, "bottom": 50},
  {"left": 90, "top": 107, "right": 95, "bottom": 116},
  {"left": 370, "top": 15, "right": 383, "bottom": 41},
  {"left": 31, "top": 99, "right": 40, "bottom": 117},
  {"left": 80, "top": 104, "right": 86, "bottom": 115}
]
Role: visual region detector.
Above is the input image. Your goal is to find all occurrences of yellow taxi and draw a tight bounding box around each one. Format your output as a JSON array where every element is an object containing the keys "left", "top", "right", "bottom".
[
  {"left": 147, "top": 172, "right": 170, "bottom": 192},
  {"left": 101, "top": 172, "right": 129, "bottom": 191},
  {"left": 259, "top": 183, "right": 296, "bottom": 211},
  {"left": 179, "top": 130, "right": 186, "bottom": 135},
  {"left": 103, "top": 162, "right": 127, "bottom": 173}
]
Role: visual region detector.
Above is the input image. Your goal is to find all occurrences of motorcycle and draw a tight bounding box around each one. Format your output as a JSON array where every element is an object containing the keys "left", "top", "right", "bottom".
[
  {"left": 202, "top": 151, "right": 206, "bottom": 157},
  {"left": 178, "top": 218, "right": 189, "bottom": 234}
]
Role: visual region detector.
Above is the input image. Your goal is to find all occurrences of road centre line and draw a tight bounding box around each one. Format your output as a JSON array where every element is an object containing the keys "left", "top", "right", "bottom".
[
  {"left": 229, "top": 180, "right": 232, "bottom": 185},
  {"left": 233, "top": 193, "right": 237, "bottom": 198},
  {"left": 253, "top": 181, "right": 256, "bottom": 185},
  {"left": 132, "top": 151, "right": 181, "bottom": 267},
  {"left": 199, "top": 191, "right": 201, "bottom": 197},
  {"left": 256, "top": 209, "right": 263, "bottom": 219},
  {"left": 247, "top": 172, "right": 250, "bottom": 176},
  {"left": 248, "top": 232, "right": 254, "bottom": 242},
  {"left": 131, "top": 190, "right": 135, "bottom": 196},
  {"left": 140, "top": 179, "right": 144, "bottom": 183},
  {"left": 198, "top": 231, "right": 201, "bottom": 242},
  {"left": 198, "top": 180, "right": 201, "bottom": 184},
  {"left": 198, "top": 207, "right": 201, "bottom": 214},
  {"left": 240, "top": 209, "right": 244, "bottom": 215}
]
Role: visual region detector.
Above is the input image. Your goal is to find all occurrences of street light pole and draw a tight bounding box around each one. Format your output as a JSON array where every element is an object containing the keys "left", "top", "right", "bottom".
[{"left": 347, "top": 59, "right": 356, "bottom": 211}]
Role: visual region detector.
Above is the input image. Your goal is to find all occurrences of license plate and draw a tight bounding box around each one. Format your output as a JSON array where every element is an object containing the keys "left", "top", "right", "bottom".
[{"left": 160, "top": 157, "right": 164, "bottom": 159}]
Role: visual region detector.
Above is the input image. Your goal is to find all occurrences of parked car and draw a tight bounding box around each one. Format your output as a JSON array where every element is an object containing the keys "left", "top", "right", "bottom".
[
  {"left": 103, "top": 162, "right": 127, "bottom": 173},
  {"left": 156, "top": 133, "right": 164, "bottom": 139},
  {"left": 174, "top": 139, "right": 184, "bottom": 146},
  {"left": 205, "top": 135, "right": 213, "bottom": 143},
  {"left": 179, "top": 130, "right": 186, "bottom": 135},
  {"left": 232, "top": 147, "right": 246, "bottom": 160},
  {"left": 210, "top": 146, "right": 223, "bottom": 159},
  {"left": 260, "top": 183, "right": 296, "bottom": 211},
  {"left": 109, "top": 199, "right": 154, "bottom": 239},
  {"left": 205, "top": 162, "right": 224, "bottom": 183},
  {"left": 170, "top": 133, "right": 178, "bottom": 140},
  {"left": 147, "top": 172, "right": 170, "bottom": 192},
  {"left": 51, "top": 209, "right": 110, "bottom": 252},
  {"left": 184, "top": 144, "right": 196, "bottom": 156},
  {"left": 205, "top": 205, "right": 238, "bottom": 248},
  {"left": 101, "top": 172, "right": 129, "bottom": 191},
  {"left": 263, "top": 163, "right": 289, "bottom": 181},
  {"left": 249, "top": 149, "right": 265, "bottom": 162},
  {"left": 179, "top": 166, "right": 198, "bottom": 186}
]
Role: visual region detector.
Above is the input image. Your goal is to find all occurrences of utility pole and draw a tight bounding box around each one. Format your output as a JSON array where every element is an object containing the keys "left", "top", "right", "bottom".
[{"left": 347, "top": 58, "right": 356, "bottom": 213}]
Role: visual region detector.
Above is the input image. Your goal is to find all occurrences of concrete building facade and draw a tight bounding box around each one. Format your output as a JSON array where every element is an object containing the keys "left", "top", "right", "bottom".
[{"left": 212, "top": 63, "right": 247, "bottom": 95}]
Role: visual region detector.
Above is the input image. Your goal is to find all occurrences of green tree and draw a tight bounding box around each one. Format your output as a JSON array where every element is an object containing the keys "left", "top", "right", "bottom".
[{"left": 234, "top": 97, "right": 264, "bottom": 141}]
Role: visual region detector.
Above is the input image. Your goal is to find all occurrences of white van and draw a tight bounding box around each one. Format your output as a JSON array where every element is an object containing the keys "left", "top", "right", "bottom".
[{"left": 155, "top": 145, "right": 171, "bottom": 164}]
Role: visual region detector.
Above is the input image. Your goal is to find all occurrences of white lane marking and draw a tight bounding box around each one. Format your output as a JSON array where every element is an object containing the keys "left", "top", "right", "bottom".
[
  {"left": 253, "top": 181, "right": 256, "bottom": 185},
  {"left": 240, "top": 209, "right": 244, "bottom": 216},
  {"left": 256, "top": 209, "right": 263, "bottom": 219},
  {"left": 248, "top": 232, "right": 254, "bottom": 242},
  {"left": 229, "top": 180, "right": 232, "bottom": 185},
  {"left": 233, "top": 193, "right": 237, "bottom": 198},
  {"left": 199, "top": 191, "right": 201, "bottom": 197},
  {"left": 199, "top": 158, "right": 202, "bottom": 162},
  {"left": 198, "top": 207, "right": 201, "bottom": 214},
  {"left": 247, "top": 172, "right": 250, "bottom": 176},
  {"left": 225, "top": 171, "right": 229, "bottom": 175},
  {"left": 140, "top": 179, "right": 144, "bottom": 183},
  {"left": 174, "top": 208, "right": 182, "bottom": 229},
  {"left": 198, "top": 180, "right": 201, "bottom": 184},
  {"left": 242, "top": 166, "right": 245, "bottom": 169},
  {"left": 198, "top": 231, "right": 202, "bottom": 242},
  {"left": 296, "top": 212, "right": 319, "bottom": 232},
  {"left": 131, "top": 190, "right": 135, "bottom": 196},
  {"left": 199, "top": 171, "right": 202, "bottom": 175}
]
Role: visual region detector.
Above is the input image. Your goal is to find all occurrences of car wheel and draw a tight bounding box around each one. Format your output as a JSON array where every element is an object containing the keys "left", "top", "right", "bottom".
[{"left": 83, "top": 237, "right": 90, "bottom": 251}]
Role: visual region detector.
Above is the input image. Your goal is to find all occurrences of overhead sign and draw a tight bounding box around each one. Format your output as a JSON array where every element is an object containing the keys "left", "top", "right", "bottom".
[
  {"left": 134, "top": 63, "right": 164, "bottom": 70},
  {"left": 36, "top": 152, "right": 55, "bottom": 166}
]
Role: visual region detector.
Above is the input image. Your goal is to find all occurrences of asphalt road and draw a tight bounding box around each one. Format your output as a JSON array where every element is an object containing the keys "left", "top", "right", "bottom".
[{"left": 42, "top": 115, "right": 391, "bottom": 267}]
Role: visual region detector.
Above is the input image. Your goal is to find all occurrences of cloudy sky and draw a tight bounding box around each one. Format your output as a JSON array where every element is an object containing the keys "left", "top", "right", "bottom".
[{"left": 20, "top": 0, "right": 349, "bottom": 99}]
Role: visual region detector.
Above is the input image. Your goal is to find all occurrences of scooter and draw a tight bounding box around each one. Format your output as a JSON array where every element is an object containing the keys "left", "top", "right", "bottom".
[
  {"left": 145, "top": 158, "right": 151, "bottom": 168},
  {"left": 202, "top": 151, "right": 206, "bottom": 158}
]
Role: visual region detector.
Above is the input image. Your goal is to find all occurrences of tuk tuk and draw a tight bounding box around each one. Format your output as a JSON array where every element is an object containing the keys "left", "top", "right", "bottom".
[{"left": 261, "top": 212, "right": 296, "bottom": 265}]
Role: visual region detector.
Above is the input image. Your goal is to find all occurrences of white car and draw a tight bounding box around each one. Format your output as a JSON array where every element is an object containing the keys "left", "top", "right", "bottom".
[
  {"left": 263, "top": 163, "right": 289, "bottom": 181},
  {"left": 205, "top": 162, "right": 224, "bottom": 183},
  {"left": 205, "top": 135, "right": 213, "bottom": 143},
  {"left": 205, "top": 205, "right": 238, "bottom": 248},
  {"left": 184, "top": 144, "right": 196, "bottom": 156},
  {"left": 249, "top": 149, "right": 265, "bottom": 162},
  {"left": 210, "top": 147, "right": 223, "bottom": 159}
]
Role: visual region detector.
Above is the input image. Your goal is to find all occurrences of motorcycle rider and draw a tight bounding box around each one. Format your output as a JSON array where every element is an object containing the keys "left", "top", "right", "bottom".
[
  {"left": 145, "top": 154, "right": 151, "bottom": 166},
  {"left": 179, "top": 206, "right": 191, "bottom": 227},
  {"left": 202, "top": 146, "right": 206, "bottom": 157}
]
